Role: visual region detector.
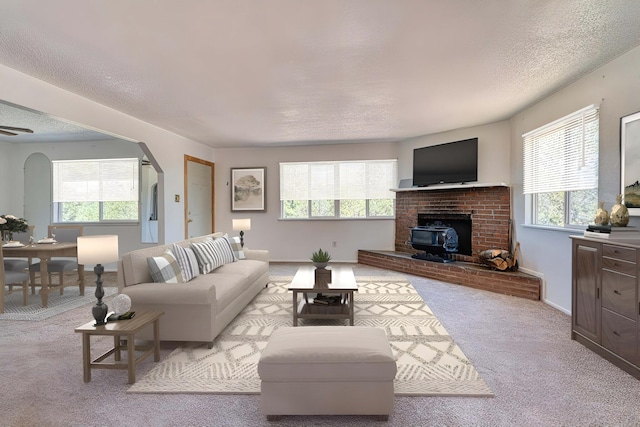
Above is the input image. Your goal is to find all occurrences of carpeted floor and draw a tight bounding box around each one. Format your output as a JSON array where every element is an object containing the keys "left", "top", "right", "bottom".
[
  {"left": 0, "top": 285, "right": 117, "bottom": 321},
  {"left": 128, "top": 276, "right": 492, "bottom": 396},
  {"left": 2, "top": 265, "right": 640, "bottom": 426}
]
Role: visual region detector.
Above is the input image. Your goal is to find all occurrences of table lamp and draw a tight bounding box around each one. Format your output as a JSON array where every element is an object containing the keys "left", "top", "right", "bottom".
[
  {"left": 232, "top": 218, "right": 251, "bottom": 247},
  {"left": 77, "top": 235, "right": 119, "bottom": 326}
]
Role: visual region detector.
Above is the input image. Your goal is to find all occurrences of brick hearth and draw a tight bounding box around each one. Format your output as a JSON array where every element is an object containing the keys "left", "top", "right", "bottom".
[
  {"left": 358, "top": 250, "right": 540, "bottom": 300},
  {"left": 357, "top": 184, "right": 541, "bottom": 300}
]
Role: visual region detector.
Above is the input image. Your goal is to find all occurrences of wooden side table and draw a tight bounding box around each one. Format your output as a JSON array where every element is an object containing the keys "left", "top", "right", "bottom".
[{"left": 74, "top": 310, "right": 163, "bottom": 384}]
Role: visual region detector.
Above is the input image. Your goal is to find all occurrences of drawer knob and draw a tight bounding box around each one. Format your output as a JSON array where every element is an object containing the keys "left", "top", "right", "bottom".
[
  {"left": 614, "top": 290, "right": 622, "bottom": 295},
  {"left": 613, "top": 330, "right": 621, "bottom": 337}
]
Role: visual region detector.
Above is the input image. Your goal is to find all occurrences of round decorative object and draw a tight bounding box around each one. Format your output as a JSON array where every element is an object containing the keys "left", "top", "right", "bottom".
[
  {"left": 594, "top": 201, "right": 609, "bottom": 226},
  {"left": 610, "top": 194, "right": 630, "bottom": 227},
  {"left": 313, "top": 262, "right": 328, "bottom": 269},
  {"left": 111, "top": 294, "right": 132, "bottom": 315}
]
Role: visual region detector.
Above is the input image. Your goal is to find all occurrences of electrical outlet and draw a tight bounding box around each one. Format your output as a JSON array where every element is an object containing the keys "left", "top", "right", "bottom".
[{"left": 332, "top": 241, "right": 337, "bottom": 247}]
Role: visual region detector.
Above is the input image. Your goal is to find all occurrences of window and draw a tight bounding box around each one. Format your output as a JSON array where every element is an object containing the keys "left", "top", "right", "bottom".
[
  {"left": 523, "top": 105, "right": 599, "bottom": 227},
  {"left": 52, "top": 158, "right": 139, "bottom": 223},
  {"left": 280, "top": 160, "right": 397, "bottom": 219}
]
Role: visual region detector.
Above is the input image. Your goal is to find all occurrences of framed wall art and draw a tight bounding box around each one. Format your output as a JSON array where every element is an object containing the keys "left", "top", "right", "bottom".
[
  {"left": 231, "top": 167, "right": 266, "bottom": 212},
  {"left": 621, "top": 111, "right": 640, "bottom": 216}
]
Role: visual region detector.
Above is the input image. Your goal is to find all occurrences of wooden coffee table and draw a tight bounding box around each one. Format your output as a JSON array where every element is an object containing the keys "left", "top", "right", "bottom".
[
  {"left": 288, "top": 265, "right": 357, "bottom": 326},
  {"left": 74, "top": 310, "right": 163, "bottom": 384}
]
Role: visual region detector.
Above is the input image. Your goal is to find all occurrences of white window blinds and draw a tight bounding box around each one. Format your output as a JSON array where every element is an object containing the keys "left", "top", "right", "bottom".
[
  {"left": 280, "top": 160, "right": 397, "bottom": 201},
  {"left": 523, "top": 105, "right": 599, "bottom": 194},
  {"left": 52, "top": 158, "right": 139, "bottom": 202}
]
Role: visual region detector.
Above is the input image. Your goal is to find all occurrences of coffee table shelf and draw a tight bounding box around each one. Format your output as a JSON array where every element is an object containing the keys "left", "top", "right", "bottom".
[{"left": 297, "top": 295, "right": 352, "bottom": 319}]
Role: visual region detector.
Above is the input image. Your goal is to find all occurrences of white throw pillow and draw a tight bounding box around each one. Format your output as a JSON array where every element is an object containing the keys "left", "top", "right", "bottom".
[{"left": 147, "top": 250, "right": 184, "bottom": 283}]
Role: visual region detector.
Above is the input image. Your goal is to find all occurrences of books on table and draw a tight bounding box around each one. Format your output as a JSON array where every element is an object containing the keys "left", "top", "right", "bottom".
[{"left": 584, "top": 225, "right": 640, "bottom": 239}]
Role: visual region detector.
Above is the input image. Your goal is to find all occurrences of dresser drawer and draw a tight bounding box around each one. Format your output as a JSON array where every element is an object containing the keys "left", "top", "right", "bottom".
[
  {"left": 602, "top": 244, "right": 636, "bottom": 263},
  {"left": 601, "top": 308, "right": 637, "bottom": 364},
  {"left": 602, "top": 256, "right": 636, "bottom": 276},
  {"left": 602, "top": 270, "right": 638, "bottom": 319}
]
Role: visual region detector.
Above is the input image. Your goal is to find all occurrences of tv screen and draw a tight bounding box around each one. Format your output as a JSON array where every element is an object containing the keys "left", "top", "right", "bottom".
[{"left": 412, "top": 138, "right": 478, "bottom": 187}]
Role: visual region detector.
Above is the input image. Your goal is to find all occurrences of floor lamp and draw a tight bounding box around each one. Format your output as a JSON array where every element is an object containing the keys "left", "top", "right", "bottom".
[
  {"left": 77, "top": 235, "right": 119, "bottom": 326},
  {"left": 232, "top": 219, "right": 251, "bottom": 247}
]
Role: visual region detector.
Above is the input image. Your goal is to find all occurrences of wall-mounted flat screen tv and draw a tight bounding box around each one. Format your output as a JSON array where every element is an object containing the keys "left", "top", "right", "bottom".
[{"left": 412, "top": 137, "right": 478, "bottom": 187}]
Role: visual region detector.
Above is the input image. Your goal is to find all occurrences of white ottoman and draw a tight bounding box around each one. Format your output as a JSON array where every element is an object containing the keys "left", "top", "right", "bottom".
[{"left": 258, "top": 326, "right": 397, "bottom": 420}]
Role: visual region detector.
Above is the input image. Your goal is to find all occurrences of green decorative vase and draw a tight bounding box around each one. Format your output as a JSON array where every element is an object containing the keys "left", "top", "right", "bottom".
[
  {"left": 594, "top": 201, "right": 609, "bottom": 226},
  {"left": 610, "top": 194, "right": 629, "bottom": 227}
]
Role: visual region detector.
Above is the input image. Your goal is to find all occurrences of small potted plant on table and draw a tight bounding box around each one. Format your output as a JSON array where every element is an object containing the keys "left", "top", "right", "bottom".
[{"left": 310, "top": 248, "right": 332, "bottom": 288}]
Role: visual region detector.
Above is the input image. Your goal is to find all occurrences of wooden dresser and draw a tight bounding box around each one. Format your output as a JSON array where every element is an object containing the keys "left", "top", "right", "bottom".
[{"left": 571, "top": 236, "right": 639, "bottom": 378}]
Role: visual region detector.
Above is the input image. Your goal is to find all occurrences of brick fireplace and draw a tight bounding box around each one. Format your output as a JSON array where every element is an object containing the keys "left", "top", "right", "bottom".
[
  {"left": 357, "top": 184, "right": 541, "bottom": 300},
  {"left": 395, "top": 185, "right": 511, "bottom": 263}
]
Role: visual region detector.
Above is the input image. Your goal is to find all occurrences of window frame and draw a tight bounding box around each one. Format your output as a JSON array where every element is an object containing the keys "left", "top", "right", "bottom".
[
  {"left": 52, "top": 158, "right": 141, "bottom": 225},
  {"left": 523, "top": 105, "right": 599, "bottom": 229},
  {"left": 280, "top": 159, "right": 397, "bottom": 220}
]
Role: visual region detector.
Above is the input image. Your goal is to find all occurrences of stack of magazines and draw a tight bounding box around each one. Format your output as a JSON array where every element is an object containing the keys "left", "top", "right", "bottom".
[
  {"left": 584, "top": 225, "right": 640, "bottom": 239},
  {"left": 313, "top": 295, "right": 343, "bottom": 305}
]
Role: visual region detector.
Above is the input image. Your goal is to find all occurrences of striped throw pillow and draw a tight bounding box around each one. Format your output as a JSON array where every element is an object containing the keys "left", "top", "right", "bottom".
[
  {"left": 147, "top": 250, "right": 184, "bottom": 283},
  {"left": 171, "top": 244, "right": 200, "bottom": 282},
  {"left": 191, "top": 237, "right": 236, "bottom": 274}
]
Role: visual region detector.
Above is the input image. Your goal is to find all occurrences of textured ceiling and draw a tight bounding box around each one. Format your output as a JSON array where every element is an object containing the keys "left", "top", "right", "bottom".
[
  {"left": 0, "top": 102, "right": 116, "bottom": 143},
  {"left": 1, "top": 1, "right": 640, "bottom": 147}
]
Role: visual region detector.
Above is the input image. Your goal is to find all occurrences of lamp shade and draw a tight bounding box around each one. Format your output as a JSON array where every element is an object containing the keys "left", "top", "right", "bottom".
[
  {"left": 77, "top": 235, "right": 119, "bottom": 265},
  {"left": 233, "top": 218, "right": 251, "bottom": 231}
]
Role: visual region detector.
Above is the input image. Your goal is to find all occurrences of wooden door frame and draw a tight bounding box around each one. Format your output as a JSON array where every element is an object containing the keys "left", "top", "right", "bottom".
[{"left": 184, "top": 155, "right": 215, "bottom": 238}]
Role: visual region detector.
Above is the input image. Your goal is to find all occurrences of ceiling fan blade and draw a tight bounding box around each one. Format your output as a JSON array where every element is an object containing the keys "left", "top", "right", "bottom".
[
  {"left": 0, "top": 129, "right": 18, "bottom": 136},
  {"left": 0, "top": 125, "right": 34, "bottom": 133}
]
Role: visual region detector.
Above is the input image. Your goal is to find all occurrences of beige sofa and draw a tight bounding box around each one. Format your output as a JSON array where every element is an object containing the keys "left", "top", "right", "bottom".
[{"left": 117, "top": 233, "right": 269, "bottom": 346}]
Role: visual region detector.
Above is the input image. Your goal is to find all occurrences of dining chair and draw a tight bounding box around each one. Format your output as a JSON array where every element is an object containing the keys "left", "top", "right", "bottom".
[
  {"left": 29, "top": 225, "right": 83, "bottom": 295},
  {"left": 0, "top": 246, "right": 30, "bottom": 313},
  {"left": 3, "top": 225, "right": 35, "bottom": 272}
]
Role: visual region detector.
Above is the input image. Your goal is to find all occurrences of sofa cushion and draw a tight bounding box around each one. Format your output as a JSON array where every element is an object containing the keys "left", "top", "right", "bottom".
[
  {"left": 210, "top": 273, "right": 254, "bottom": 310},
  {"left": 191, "top": 237, "right": 236, "bottom": 274},
  {"left": 123, "top": 280, "right": 216, "bottom": 305},
  {"left": 225, "top": 235, "right": 246, "bottom": 260},
  {"left": 215, "top": 259, "right": 268, "bottom": 285},
  {"left": 171, "top": 243, "right": 200, "bottom": 282},
  {"left": 147, "top": 250, "right": 184, "bottom": 283}
]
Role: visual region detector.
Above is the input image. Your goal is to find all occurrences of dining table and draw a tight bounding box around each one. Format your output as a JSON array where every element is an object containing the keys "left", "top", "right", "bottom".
[{"left": 2, "top": 241, "right": 85, "bottom": 308}]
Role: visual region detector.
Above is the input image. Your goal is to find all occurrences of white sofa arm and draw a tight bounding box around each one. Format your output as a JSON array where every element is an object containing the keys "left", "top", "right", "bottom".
[{"left": 244, "top": 249, "right": 269, "bottom": 263}]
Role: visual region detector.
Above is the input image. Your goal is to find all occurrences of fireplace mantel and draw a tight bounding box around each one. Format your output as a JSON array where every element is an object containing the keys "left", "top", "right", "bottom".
[{"left": 392, "top": 182, "right": 509, "bottom": 192}]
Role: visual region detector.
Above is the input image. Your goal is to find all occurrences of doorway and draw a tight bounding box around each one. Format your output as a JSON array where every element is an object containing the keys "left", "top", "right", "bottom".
[{"left": 184, "top": 155, "right": 215, "bottom": 238}]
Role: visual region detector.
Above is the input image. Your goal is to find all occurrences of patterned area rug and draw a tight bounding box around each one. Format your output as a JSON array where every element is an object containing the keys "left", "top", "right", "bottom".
[
  {"left": 0, "top": 286, "right": 117, "bottom": 321},
  {"left": 128, "top": 276, "right": 493, "bottom": 397}
]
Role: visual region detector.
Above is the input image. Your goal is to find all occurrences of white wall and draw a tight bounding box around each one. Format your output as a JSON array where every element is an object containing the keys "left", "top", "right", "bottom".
[
  {"left": 4, "top": 139, "right": 152, "bottom": 259},
  {"left": 511, "top": 44, "right": 640, "bottom": 313},
  {"left": 214, "top": 142, "right": 399, "bottom": 262},
  {"left": 0, "top": 141, "right": 12, "bottom": 214},
  {"left": 397, "top": 121, "right": 512, "bottom": 185},
  {"left": 0, "top": 63, "right": 215, "bottom": 245}
]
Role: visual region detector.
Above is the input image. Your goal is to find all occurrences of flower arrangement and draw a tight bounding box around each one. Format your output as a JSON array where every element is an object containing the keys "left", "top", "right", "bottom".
[{"left": 0, "top": 214, "right": 28, "bottom": 240}]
